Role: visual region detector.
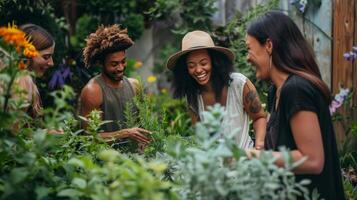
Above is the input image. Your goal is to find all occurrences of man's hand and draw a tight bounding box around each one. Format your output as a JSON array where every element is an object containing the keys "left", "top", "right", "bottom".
[{"left": 116, "top": 127, "right": 151, "bottom": 144}]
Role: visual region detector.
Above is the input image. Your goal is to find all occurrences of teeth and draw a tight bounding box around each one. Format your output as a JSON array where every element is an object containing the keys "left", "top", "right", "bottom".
[{"left": 197, "top": 74, "right": 206, "bottom": 79}]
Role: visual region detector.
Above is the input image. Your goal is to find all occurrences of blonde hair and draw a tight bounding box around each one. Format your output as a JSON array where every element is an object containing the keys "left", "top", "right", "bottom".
[
  {"left": 19, "top": 24, "right": 54, "bottom": 116},
  {"left": 20, "top": 24, "right": 54, "bottom": 51},
  {"left": 16, "top": 75, "right": 42, "bottom": 117}
]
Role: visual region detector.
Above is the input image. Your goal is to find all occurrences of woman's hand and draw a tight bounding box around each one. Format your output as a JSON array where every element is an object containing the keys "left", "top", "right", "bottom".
[
  {"left": 254, "top": 140, "right": 264, "bottom": 150},
  {"left": 245, "top": 148, "right": 261, "bottom": 159}
]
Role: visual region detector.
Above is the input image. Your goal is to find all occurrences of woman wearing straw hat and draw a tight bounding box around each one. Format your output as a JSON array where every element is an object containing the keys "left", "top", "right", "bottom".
[{"left": 167, "top": 30, "right": 267, "bottom": 149}]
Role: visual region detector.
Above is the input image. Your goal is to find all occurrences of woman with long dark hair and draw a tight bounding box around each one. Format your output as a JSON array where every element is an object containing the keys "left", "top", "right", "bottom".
[
  {"left": 167, "top": 30, "right": 267, "bottom": 149},
  {"left": 245, "top": 11, "right": 345, "bottom": 199}
]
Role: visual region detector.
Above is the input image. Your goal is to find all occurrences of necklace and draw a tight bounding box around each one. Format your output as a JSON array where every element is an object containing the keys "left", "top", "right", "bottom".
[{"left": 274, "top": 85, "right": 283, "bottom": 110}]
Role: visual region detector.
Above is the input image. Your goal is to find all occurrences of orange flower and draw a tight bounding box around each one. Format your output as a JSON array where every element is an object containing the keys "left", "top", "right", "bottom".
[
  {"left": 0, "top": 23, "right": 26, "bottom": 46},
  {"left": 23, "top": 43, "right": 39, "bottom": 58},
  {"left": 0, "top": 23, "right": 39, "bottom": 58},
  {"left": 18, "top": 60, "right": 28, "bottom": 70}
]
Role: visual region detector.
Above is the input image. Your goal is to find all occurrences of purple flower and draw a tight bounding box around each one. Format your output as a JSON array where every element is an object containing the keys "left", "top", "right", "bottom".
[
  {"left": 329, "top": 100, "right": 341, "bottom": 115},
  {"left": 352, "top": 52, "right": 357, "bottom": 60},
  {"left": 335, "top": 94, "right": 344, "bottom": 104},
  {"left": 352, "top": 46, "right": 357, "bottom": 52},
  {"left": 344, "top": 53, "right": 351, "bottom": 60},
  {"left": 62, "top": 66, "right": 71, "bottom": 79},
  {"left": 329, "top": 88, "right": 350, "bottom": 115},
  {"left": 340, "top": 88, "right": 350, "bottom": 97},
  {"left": 299, "top": 4, "right": 306, "bottom": 13},
  {"left": 329, "top": 107, "right": 334, "bottom": 115},
  {"left": 49, "top": 63, "right": 72, "bottom": 89},
  {"left": 348, "top": 51, "right": 357, "bottom": 60},
  {"left": 329, "top": 100, "right": 343, "bottom": 115}
]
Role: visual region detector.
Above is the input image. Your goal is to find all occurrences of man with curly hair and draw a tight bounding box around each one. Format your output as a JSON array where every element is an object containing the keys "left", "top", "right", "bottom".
[{"left": 79, "top": 24, "right": 151, "bottom": 144}]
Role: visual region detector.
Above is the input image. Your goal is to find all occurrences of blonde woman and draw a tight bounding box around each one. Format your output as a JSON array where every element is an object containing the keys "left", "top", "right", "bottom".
[{"left": 17, "top": 24, "right": 55, "bottom": 117}]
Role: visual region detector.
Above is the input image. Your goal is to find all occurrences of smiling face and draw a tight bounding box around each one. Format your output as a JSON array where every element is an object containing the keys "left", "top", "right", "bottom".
[
  {"left": 31, "top": 44, "right": 55, "bottom": 77},
  {"left": 245, "top": 34, "right": 272, "bottom": 80},
  {"left": 102, "top": 51, "right": 126, "bottom": 83},
  {"left": 186, "top": 49, "right": 212, "bottom": 87}
]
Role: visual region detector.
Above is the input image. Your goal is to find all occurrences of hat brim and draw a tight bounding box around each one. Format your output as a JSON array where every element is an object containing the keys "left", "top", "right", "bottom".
[{"left": 166, "top": 46, "right": 235, "bottom": 70}]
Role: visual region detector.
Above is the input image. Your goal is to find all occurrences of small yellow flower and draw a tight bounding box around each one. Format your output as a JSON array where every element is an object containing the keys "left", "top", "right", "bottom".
[
  {"left": 147, "top": 75, "right": 157, "bottom": 83},
  {"left": 134, "top": 61, "right": 143, "bottom": 69},
  {"left": 160, "top": 88, "right": 167, "bottom": 94},
  {"left": 69, "top": 59, "right": 76, "bottom": 66}
]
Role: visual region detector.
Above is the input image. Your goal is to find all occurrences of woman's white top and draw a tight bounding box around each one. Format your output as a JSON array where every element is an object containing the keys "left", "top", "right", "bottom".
[{"left": 197, "top": 72, "right": 253, "bottom": 149}]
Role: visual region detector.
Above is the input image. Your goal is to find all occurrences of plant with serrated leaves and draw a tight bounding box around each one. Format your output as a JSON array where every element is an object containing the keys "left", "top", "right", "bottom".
[
  {"left": 0, "top": 87, "right": 76, "bottom": 199},
  {"left": 166, "top": 104, "right": 317, "bottom": 200},
  {"left": 118, "top": 86, "right": 193, "bottom": 156},
  {"left": 57, "top": 113, "right": 110, "bottom": 162},
  {"left": 57, "top": 149, "right": 177, "bottom": 200}
]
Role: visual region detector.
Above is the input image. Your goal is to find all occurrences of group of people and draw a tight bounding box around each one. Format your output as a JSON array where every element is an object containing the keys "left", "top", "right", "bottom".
[{"left": 15, "top": 11, "right": 345, "bottom": 199}]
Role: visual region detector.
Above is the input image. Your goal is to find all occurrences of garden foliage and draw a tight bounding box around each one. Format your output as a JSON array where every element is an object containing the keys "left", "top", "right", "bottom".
[
  {"left": 0, "top": 30, "right": 312, "bottom": 198},
  {"left": 165, "top": 104, "right": 316, "bottom": 200}
]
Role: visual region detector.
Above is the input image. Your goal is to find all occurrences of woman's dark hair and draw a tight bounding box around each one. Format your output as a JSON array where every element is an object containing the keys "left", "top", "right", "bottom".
[
  {"left": 247, "top": 11, "right": 331, "bottom": 103},
  {"left": 172, "top": 49, "right": 234, "bottom": 113},
  {"left": 20, "top": 23, "right": 54, "bottom": 51}
]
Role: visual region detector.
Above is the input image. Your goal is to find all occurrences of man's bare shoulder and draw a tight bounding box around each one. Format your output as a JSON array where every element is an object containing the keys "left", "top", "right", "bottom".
[
  {"left": 127, "top": 77, "right": 140, "bottom": 94},
  {"left": 80, "top": 78, "right": 102, "bottom": 106},
  {"left": 127, "top": 77, "right": 139, "bottom": 86}
]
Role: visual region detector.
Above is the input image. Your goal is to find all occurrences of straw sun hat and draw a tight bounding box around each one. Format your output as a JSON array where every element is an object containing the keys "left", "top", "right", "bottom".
[{"left": 166, "top": 30, "right": 235, "bottom": 70}]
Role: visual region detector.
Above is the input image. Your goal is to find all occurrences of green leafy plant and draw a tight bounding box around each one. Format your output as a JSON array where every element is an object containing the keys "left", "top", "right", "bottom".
[
  {"left": 70, "top": 14, "right": 100, "bottom": 52},
  {"left": 166, "top": 104, "right": 316, "bottom": 200},
  {"left": 147, "top": 0, "right": 217, "bottom": 35},
  {"left": 118, "top": 87, "right": 193, "bottom": 156},
  {"left": 58, "top": 149, "right": 176, "bottom": 200},
  {"left": 330, "top": 89, "right": 357, "bottom": 198},
  {"left": 218, "top": 0, "right": 278, "bottom": 102}
]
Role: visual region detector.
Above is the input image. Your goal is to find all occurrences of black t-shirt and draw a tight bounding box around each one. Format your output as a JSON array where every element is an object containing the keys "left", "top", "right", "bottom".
[{"left": 265, "top": 75, "right": 345, "bottom": 200}]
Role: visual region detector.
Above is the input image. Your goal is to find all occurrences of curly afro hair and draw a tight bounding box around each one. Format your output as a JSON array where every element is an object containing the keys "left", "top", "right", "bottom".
[{"left": 83, "top": 24, "right": 134, "bottom": 67}]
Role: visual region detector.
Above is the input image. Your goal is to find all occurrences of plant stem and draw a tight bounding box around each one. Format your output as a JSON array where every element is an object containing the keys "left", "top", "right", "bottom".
[
  {"left": 3, "top": 54, "right": 17, "bottom": 112},
  {"left": 0, "top": 46, "right": 11, "bottom": 58}
]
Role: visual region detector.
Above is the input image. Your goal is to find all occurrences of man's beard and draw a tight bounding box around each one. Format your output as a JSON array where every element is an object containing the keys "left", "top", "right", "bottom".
[{"left": 103, "top": 69, "right": 123, "bottom": 82}]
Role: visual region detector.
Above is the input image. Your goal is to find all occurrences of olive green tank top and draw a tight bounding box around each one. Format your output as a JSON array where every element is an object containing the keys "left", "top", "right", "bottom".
[{"left": 95, "top": 75, "right": 136, "bottom": 132}]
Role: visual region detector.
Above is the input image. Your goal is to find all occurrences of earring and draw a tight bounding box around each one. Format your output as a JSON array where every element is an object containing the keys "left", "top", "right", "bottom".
[{"left": 268, "top": 55, "right": 272, "bottom": 72}]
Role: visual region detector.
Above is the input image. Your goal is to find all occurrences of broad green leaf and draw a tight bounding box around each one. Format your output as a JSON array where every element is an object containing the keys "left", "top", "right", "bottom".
[
  {"left": 10, "top": 167, "right": 28, "bottom": 184},
  {"left": 72, "top": 177, "right": 87, "bottom": 189}
]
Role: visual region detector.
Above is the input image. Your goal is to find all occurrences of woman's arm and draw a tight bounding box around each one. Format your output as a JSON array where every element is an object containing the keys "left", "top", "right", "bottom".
[
  {"left": 188, "top": 106, "right": 199, "bottom": 125},
  {"left": 247, "top": 111, "right": 324, "bottom": 174},
  {"left": 242, "top": 79, "right": 267, "bottom": 149}
]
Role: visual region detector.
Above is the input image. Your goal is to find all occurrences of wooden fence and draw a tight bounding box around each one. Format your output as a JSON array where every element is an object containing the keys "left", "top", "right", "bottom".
[{"left": 332, "top": 0, "right": 357, "bottom": 141}]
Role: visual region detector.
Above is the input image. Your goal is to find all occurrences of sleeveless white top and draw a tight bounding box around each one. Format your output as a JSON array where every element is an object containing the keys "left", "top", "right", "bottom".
[{"left": 197, "top": 72, "right": 253, "bottom": 149}]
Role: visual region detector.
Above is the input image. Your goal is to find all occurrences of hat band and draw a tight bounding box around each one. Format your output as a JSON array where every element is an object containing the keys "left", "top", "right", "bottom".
[{"left": 186, "top": 45, "right": 210, "bottom": 50}]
